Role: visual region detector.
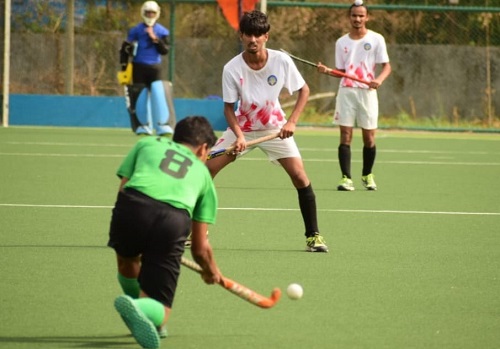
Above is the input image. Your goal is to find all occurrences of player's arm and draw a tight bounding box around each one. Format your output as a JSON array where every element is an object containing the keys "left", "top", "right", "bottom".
[
  {"left": 118, "top": 176, "right": 129, "bottom": 192},
  {"left": 223, "top": 102, "right": 246, "bottom": 152},
  {"left": 281, "top": 83, "right": 310, "bottom": 138},
  {"left": 145, "top": 26, "right": 169, "bottom": 55},
  {"left": 317, "top": 62, "right": 345, "bottom": 78},
  {"left": 370, "top": 62, "right": 392, "bottom": 89},
  {"left": 119, "top": 41, "right": 134, "bottom": 71},
  {"left": 154, "top": 36, "right": 169, "bottom": 55},
  {"left": 190, "top": 220, "right": 221, "bottom": 284}
]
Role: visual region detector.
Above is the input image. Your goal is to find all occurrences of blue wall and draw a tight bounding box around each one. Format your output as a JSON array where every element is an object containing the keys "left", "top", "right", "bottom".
[{"left": 8, "top": 94, "right": 227, "bottom": 131}]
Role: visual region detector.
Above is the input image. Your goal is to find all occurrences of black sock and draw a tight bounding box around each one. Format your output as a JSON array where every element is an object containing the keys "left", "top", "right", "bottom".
[
  {"left": 297, "top": 184, "right": 319, "bottom": 237},
  {"left": 362, "top": 146, "right": 376, "bottom": 176},
  {"left": 338, "top": 144, "right": 351, "bottom": 178}
]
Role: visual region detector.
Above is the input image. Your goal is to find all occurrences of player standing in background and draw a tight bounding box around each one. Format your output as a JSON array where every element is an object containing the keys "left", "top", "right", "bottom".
[
  {"left": 120, "top": 1, "right": 169, "bottom": 87},
  {"left": 119, "top": 1, "right": 175, "bottom": 136},
  {"left": 318, "top": 0, "right": 391, "bottom": 191},
  {"left": 207, "top": 10, "right": 328, "bottom": 253},
  {"left": 107, "top": 116, "right": 222, "bottom": 349}
]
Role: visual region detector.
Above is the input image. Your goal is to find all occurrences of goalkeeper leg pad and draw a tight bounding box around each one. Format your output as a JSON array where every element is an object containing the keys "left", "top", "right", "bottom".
[
  {"left": 126, "top": 84, "right": 152, "bottom": 135},
  {"left": 150, "top": 80, "right": 176, "bottom": 136}
]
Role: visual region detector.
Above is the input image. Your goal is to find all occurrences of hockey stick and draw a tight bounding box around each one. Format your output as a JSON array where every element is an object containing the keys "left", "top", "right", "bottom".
[
  {"left": 207, "top": 132, "right": 280, "bottom": 160},
  {"left": 280, "top": 48, "right": 371, "bottom": 86},
  {"left": 181, "top": 257, "right": 281, "bottom": 309}
]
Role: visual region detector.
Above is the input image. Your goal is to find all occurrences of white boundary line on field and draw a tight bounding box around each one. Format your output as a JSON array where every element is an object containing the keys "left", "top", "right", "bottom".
[
  {"left": 0, "top": 203, "right": 499, "bottom": 216},
  {"left": 1, "top": 152, "right": 499, "bottom": 166},
  {"left": 221, "top": 207, "right": 500, "bottom": 216},
  {"left": 242, "top": 158, "right": 500, "bottom": 166},
  {"left": 2, "top": 144, "right": 499, "bottom": 155},
  {"left": 300, "top": 148, "right": 495, "bottom": 155},
  {"left": 0, "top": 152, "right": 124, "bottom": 158},
  {"left": 4, "top": 141, "right": 132, "bottom": 147}
]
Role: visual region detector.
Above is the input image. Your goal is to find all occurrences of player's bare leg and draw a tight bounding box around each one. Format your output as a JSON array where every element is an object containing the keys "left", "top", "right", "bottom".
[
  {"left": 279, "top": 157, "right": 328, "bottom": 252},
  {"left": 361, "top": 128, "right": 377, "bottom": 190},
  {"left": 115, "top": 254, "right": 169, "bottom": 340},
  {"left": 337, "top": 126, "right": 355, "bottom": 191},
  {"left": 116, "top": 254, "right": 141, "bottom": 298},
  {"left": 206, "top": 153, "right": 236, "bottom": 178}
]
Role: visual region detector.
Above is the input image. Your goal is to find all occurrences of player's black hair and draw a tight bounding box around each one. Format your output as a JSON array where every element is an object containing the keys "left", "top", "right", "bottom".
[
  {"left": 239, "top": 10, "right": 270, "bottom": 36},
  {"left": 173, "top": 116, "right": 217, "bottom": 148}
]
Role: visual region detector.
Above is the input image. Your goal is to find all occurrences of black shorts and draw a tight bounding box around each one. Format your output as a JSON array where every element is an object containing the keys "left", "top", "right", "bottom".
[
  {"left": 132, "top": 62, "right": 162, "bottom": 87},
  {"left": 107, "top": 189, "right": 191, "bottom": 307}
]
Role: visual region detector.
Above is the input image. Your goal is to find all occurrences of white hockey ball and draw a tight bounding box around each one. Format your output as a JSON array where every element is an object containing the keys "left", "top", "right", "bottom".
[{"left": 286, "top": 283, "right": 303, "bottom": 300}]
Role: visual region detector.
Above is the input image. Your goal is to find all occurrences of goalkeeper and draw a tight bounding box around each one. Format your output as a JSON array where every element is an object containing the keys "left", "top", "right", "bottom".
[
  {"left": 119, "top": 1, "right": 170, "bottom": 87},
  {"left": 119, "top": 1, "right": 174, "bottom": 137}
]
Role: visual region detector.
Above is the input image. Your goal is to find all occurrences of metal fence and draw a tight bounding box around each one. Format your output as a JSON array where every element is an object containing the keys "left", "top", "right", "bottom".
[{"left": 1, "top": 1, "right": 499, "bottom": 126}]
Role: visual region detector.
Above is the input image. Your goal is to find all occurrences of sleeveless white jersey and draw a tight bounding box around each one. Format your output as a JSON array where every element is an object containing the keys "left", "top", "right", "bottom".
[
  {"left": 335, "top": 30, "right": 389, "bottom": 89},
  {"left": 222, "top": 49, "right": 306, "bottom": 131}
]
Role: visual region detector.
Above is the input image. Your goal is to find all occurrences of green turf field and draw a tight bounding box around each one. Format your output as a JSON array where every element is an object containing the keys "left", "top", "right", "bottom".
[{"left": 1, "top": 126, "right": 499, "bottom": 349}]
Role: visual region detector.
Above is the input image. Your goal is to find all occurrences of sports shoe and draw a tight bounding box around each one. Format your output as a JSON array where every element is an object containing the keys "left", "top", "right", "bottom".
[
  {"left": 337, "top": 176, "right": 355, "bottom": 191},
  {"left": 157, "top": 324, "right": 168, "bottom": 338},
  {"left": 361, "top": 173, "right": 377, "bottom": 191},
  {"left": 114, "top": 295, "right": 160, "bottom": 349},
  {"left": 306, "top": 233, "right": 329, "bottom": 253}
]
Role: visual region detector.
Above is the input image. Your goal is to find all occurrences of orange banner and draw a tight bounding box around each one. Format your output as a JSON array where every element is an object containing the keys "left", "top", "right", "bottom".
[{"left": 217, "top": 0, "right": 259, "bottom": 30}]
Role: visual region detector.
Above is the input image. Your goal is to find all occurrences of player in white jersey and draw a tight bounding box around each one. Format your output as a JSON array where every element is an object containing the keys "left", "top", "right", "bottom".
[
  {"left": 207, "top": 10, "right": 328, "bottom": 253},
  {"left": 222, "top": 49, "right": 305, "bottom": 131},
  {"left": 318, "top": 0, "right": 391, "bottom": 191}
]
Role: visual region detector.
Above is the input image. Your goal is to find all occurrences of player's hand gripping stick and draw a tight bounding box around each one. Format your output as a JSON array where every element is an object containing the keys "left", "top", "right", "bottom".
[
  {"left": 207, "top": 132, "right": 280, "bottom": 160},
  {"left": 181, "top": 257, "right": 281, "bottom": 309}
]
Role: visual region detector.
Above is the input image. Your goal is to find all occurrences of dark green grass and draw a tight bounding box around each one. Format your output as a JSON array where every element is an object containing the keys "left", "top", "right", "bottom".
[{"left": 0, "top": 126, "right": 499, "bottom": 349}]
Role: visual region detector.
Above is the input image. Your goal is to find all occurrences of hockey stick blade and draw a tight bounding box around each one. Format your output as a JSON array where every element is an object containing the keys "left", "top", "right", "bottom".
[
  {"left": 181, "top": 257, "right": 281, "bottom": 309},
  {"left": 207, "top": 132, "right": 280, "bottom": 160}
]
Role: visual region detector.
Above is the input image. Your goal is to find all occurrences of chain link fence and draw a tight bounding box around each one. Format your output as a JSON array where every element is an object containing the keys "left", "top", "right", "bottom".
[{"left": 1, "top": 0, "right": 499, "bottom": 127}]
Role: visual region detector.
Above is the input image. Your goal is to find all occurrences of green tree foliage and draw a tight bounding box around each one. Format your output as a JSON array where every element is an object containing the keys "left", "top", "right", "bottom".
[
  {"left": 12, "top": 1, "right": 66, "bottom": 33},
  {"left": 9, "top": 0, "right": 499, "bottom": 46}
]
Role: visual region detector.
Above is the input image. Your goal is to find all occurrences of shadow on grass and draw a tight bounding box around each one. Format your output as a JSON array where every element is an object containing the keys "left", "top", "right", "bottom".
[
  {"left": 213, "top": 247, "right": 318, "bottom": 253},
  {"left": 0, "top": 245, "right": 106, "bottom": 248},
  {"left": 0, "top": 245, "right": 314, "bottom": 253},
  {"left": 0, "top": 335, "right": 133, "bottom": 348}
]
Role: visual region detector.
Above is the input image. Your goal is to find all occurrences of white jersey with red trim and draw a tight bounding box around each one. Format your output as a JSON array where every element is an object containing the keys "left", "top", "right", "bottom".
[
  {"left": 222, "top": 49, "right": 306, "bottom": 131},
  {"left": 335, "top": 30, "right": 389, "bottom": 89}
]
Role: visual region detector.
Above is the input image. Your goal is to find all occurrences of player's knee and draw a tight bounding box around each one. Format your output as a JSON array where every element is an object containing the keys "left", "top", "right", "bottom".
[
  {"left": 207, "top": 157, "right": 234, "bottom": 178},
  {"left": 206, "top": 162, "right": 223, "bottom": 178},
  {"left": 364, "top": 140, "right": 376, "bottom": 148},
  {"left": 290, "top": 173, "right": 309, "bottom": 189},
  {"left": 117, "top": 257, "right": 140, "bottom": 277},
  {"left": 362, "top": 134, "right": 376, "bottom": 147}
]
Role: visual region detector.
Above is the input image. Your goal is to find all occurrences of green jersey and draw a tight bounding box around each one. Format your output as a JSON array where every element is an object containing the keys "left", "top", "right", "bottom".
[{"left": 117, "top": 136, "right": 217, "bottom": 224}]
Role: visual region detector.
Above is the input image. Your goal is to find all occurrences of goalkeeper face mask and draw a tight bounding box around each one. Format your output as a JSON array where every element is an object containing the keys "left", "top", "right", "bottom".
[{"left": 141, "top": 1, "right": 160, "bottom": 26}]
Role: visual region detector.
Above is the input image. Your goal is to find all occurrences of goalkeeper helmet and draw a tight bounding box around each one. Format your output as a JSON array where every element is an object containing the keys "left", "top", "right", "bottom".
[{"left": 141, "top": 1, "right": 160, "bottom": 26}]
